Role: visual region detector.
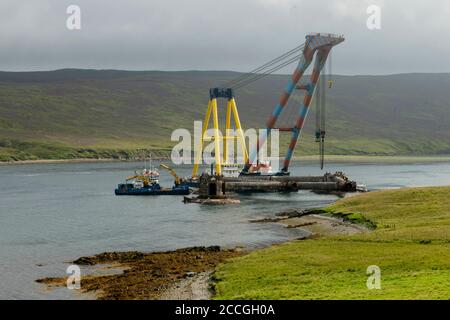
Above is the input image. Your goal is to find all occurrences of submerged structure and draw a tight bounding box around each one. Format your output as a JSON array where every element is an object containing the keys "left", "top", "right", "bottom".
[
  {"left": 184, "top": 171, "right": 360, "bottom": 204},
  {"left": 221, "top": 172, "right": 357, "bottom": 193},
  {"left": 183, "top": 173, "right": 240, "bottom": 204}
]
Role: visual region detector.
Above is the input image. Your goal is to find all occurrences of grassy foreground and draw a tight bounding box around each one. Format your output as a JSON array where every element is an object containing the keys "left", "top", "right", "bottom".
[{"left": 213, "top": 186, "right": 450, "bottom": 299}]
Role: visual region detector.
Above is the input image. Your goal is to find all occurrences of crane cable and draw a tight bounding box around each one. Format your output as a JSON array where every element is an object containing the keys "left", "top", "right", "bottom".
[
  {"left": 320, "top": 71, "right": 326, "bottom": 170},
  {"left": 232, "top": 53, "right": 303, "bottom": 89},
  {"left": 317, "top": 51, "right": 332, "bottom": 170},
  {"left": 222, "top": 43, "right": 305, "bottom": 89},
  {"left": 314, "top": 74, "right": 325, "bottom": 170},
  {"left": 220, "top": 43, "right": 306, "bottom": 127},
  {"left": 224, "top": 43, "right": 305, "bottom": 88}
]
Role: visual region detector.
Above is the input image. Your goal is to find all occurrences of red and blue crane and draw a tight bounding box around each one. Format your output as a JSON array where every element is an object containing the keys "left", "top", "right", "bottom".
[{"left": 192, "top": 33, "right": 344, "bottom": 177}]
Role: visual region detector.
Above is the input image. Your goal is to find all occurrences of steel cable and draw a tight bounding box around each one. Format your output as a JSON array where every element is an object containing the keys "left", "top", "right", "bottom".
[
  {"left": 222, "top": 43, "right": 305, "bottom": 89},
  {"left": 231, "top": 54, "right": 303, "bottom": 89}
]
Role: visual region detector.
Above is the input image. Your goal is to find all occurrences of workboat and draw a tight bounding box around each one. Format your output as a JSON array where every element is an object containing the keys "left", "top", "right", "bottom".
[
  {"left": 115, "top": 182, "right": 190, "bottom": 195},
  {"left": 114, "top": 166, "right": 190, "bottom": 196}
]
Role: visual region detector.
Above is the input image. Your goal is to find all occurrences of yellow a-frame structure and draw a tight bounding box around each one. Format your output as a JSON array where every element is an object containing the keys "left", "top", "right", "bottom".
[{"left": 192, "top": 88, "right": 248, "bottom": 177}]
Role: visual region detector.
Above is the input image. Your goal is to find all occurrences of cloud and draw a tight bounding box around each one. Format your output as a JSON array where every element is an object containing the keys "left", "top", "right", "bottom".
[{"left": 0, "top": 0, "right": 449, "bottom": 74}]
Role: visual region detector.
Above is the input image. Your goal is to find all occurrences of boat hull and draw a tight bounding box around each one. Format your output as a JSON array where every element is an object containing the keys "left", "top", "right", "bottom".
[{"left": 114, "top": 184, "right": 190, "bottom": 196}]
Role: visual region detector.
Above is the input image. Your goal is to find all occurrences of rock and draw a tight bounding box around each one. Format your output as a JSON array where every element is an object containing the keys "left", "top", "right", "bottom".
[
  {"left": 73, "top": 251, "right": 145, "bottom": 265},
  {"left": 275, "top": 209, "right": 306, "bottom": 218}
]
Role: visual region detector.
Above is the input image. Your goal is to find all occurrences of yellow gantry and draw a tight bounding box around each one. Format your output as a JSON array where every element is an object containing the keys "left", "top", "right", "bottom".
[{"left": 192, "top": 90, "right": 248, "bottom": 177}]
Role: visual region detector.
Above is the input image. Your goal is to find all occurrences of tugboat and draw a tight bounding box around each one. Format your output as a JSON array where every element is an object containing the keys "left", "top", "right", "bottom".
[{"left": 114, "top": 161, "right": 190, "bottom": 196}]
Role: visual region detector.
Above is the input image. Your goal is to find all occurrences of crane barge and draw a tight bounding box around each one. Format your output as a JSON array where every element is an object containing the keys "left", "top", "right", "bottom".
[{"left": 187, "top": 33, "right": 365, "bottom": 197}]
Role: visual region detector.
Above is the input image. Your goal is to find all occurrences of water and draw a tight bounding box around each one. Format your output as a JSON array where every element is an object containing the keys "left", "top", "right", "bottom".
[{"left": 1, "top": 160, "right": 450, "bottom": 299}]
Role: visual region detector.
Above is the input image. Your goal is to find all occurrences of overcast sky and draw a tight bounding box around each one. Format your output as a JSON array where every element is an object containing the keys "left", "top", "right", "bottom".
[{"left": 0, "top": 0, "right": 449, "bottom": 74}]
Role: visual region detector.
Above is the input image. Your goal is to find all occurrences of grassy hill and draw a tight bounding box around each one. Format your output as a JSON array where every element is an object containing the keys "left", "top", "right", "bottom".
[
  {"left": 1, "top": 69, "right": 450, "bottom": 161},
  {"left": 214, "top": 186, "right": 450, "bottom": 299}
]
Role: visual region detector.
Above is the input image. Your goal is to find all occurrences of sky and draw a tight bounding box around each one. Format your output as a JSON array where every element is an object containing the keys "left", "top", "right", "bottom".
[{"left": 0, "top": 0, "right": 449, "bottom": 75}]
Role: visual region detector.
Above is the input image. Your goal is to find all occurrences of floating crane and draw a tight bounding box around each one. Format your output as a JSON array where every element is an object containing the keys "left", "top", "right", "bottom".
[
  {"left": 191, "top": 33, "right": 345, "bottom": 177},
  {"left": 184, "top": 33, "right": 365, "bottom": 199}
]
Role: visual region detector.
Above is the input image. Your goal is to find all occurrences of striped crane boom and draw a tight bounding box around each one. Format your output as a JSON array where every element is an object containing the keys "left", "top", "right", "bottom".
[{"left": 243, "top": 32, "right": 345, "bottom": 174}]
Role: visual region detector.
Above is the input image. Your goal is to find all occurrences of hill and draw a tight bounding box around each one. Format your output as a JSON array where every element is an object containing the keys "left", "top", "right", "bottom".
[{"left": 1, "top": 69, "right": 450, "bottom": 161}]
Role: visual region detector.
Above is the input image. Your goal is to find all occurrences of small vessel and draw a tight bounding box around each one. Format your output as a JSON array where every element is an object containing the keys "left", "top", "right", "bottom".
[
  {"left": 115, "top": 181, "right": 190, "bottom": 195},
  {"left": 114, "top": 157, "right": 190, "bottom": 196}
]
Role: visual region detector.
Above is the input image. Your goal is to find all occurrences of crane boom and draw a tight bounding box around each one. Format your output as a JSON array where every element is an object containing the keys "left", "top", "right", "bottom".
[
  {"left": 160, "top": 164, "right": 182, "bottom": 185},
  {"left": 243, "top": 33, "right": 344, "bottom": 174}
]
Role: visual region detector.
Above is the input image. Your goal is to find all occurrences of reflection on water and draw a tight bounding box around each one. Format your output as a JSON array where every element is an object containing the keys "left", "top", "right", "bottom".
[{"left": 1, "top": 160, "right": 450, "bottom": 299}]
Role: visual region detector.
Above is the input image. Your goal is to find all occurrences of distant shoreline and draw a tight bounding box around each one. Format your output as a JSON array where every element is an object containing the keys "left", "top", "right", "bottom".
[
  {"left": 0, "top": 157, "right": 168, "bottom": 166},
  {"left": 0, "top": 158, "right": 123, "bottom": 165},
  {"left": 292, "top": 155, "right": 450, "bottom": 164},
  {"left": 2, "top": 155, "right": 450, "bottom": 166}
]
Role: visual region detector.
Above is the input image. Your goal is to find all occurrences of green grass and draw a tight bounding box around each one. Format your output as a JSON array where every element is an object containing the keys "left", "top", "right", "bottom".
[
  {"left": 213, "top": 186, "right": 450, "bottom": 299},
  {"left": 327, "top": 187, "right": 450, "bottom": 241}
]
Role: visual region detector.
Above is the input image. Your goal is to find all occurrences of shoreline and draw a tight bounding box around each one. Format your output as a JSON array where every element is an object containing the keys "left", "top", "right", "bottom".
[
  {"left": 0, "top": 158, "right": 125, "bottom": 165},
  {"left": 4, "top": 154, "right": 450, "bottom": 166},
  {"left": 252, "top": 209, "right": 371, "bottom": 238},
  {"left": 0, "top": 157, "right": 168, "bottom": 166},
  {"left": 37, "top": 246, "right": 245, "bottom": 300},
  {"left": 36, "top": 208, "right": 368, "bottom": 300}
]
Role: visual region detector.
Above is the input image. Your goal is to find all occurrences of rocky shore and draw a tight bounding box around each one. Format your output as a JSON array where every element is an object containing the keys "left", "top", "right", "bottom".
[
  {"left": 37, "top": 209, "right": 369, "bottom": 300},
  {"left": 37, "top": 246, "right": 244, "bottom": 300}
]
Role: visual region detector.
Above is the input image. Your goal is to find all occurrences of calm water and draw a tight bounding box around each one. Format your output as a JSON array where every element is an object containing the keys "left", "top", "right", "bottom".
[{"left": 1, "top": 160, "right": 450, "bottom": 299}]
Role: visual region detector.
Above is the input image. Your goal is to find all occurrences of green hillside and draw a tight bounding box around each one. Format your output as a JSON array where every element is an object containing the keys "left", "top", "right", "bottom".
[{"left": 1, "top": 69, "right": 450, "bottom": 161}]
